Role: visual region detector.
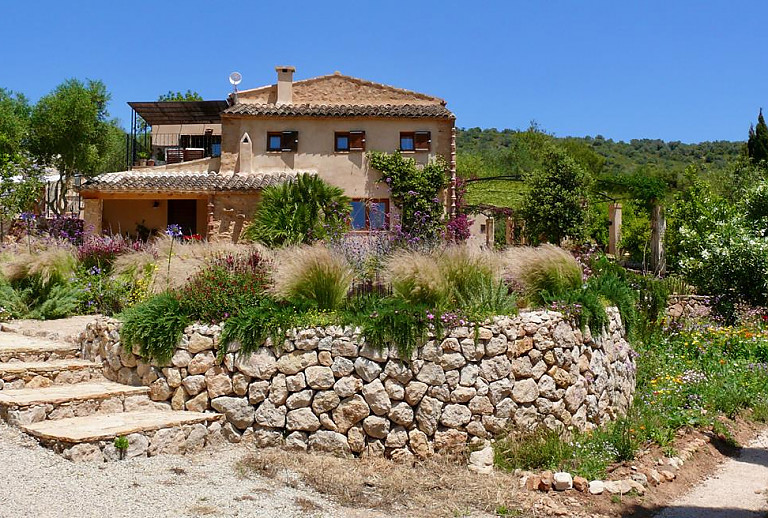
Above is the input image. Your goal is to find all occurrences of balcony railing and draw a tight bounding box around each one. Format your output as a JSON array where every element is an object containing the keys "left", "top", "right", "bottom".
[{"left": 128, "top": 133, "right": 222, "bottom": 168}]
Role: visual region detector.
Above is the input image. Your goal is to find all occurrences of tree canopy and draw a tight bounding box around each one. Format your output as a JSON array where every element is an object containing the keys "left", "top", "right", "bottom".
[
  {"left": 157, "top": 90, "right": 203, "bottom": 102},
  {"left": 747, "top": 108, "right": 768, "bottom": 164},
  {"left": 0, "top": 89, "right": 31, "bottom": 164}
]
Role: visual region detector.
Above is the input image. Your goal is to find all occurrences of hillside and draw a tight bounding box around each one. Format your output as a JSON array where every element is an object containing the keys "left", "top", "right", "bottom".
[{"left": 457, "top": 127, "right": 746, "bottom": 208}]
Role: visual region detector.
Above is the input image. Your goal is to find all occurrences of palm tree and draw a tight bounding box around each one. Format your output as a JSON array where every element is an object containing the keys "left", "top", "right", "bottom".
[{"left": 242, "top": 173, "right": 350, "bottom": 246}]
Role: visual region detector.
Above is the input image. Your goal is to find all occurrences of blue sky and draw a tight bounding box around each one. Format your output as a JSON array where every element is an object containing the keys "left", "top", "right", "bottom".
[{"left": 1, "top": 0, "right": 767, "bottom": 143}]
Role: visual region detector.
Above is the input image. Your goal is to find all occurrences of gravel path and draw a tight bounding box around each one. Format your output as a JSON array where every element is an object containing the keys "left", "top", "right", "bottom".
[
  {"left": 655, "top": 430, "right": 768, "bottom": 518},
  {"left": 0, "top": 421, "right": 342, "bottom": 518}
]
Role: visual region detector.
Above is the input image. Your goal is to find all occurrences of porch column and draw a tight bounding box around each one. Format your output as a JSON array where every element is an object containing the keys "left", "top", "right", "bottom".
[
  {"left": 608, "top": 203, "right": 622, "bottom": 256},
  {"left": 485, "top": 216, "right": 495, "bottom": 248},
  {"left": 83, "top": 198, "right": 103, "bottom": 236}
]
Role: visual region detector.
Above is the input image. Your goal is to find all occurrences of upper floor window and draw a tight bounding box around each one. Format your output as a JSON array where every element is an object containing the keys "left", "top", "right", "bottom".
[
  {"left": 350, "top": 198, "right": 389, "bottom": 230},
  {"left": 400, "top": 131, "right": 431, "bottom": 152},
  {"left": 335, "top": 131, "right": 366, "bottom": 152},
  {"left": 267, "top": 131, "right": 298, "bottom": 152}
]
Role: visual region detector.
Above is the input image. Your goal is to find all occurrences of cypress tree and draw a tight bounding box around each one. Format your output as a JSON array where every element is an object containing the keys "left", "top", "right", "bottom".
[{"left": 748, "top": 109, "right": 768, "bottom": 163}]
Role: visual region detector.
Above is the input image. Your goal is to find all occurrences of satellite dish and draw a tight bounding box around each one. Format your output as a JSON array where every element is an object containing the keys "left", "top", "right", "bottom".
[{"left": 229, "top": 72, "right": 242, "bottom": 86}]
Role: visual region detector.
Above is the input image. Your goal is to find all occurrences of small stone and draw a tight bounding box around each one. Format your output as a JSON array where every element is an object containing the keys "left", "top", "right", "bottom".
[
  {"left": 187, "top": 332, "right": 213, "bottom": 353},
  {"left": 277, "top": 351, "right": 318, "bottom": 375},
  {"left": 171, "top": 386, "right": 188, "bottom": 410},
  {"left": 347, "top": 424, "right": 365, "bottom": 453},
  {"left": 404, "top": 381, "right": 428, "bottom": 406},
  {"left": 512, "top": 378, "right": 539, "bottom": 404},
  {"left": 408, "top": 429, "right": 431, "bottom": 459},
  {"left": 286, "top": 389, "right": 313, "bottom": 410},
  {"left": 248, "top": 380, "right": 270, "bottom": 404},
  {"left": 573, "top": 476, "right": 588, "bottom": 492},
  {"left": 318, "top": 351, "right": 333, "bottom": 366},
  {"left": 149, "top": 379, "right": 173, "bottom": 401},
  {"left": 312, "top": 390, "right": 341, "bottom": 414},
  {"left": 468, "top": 446, "right": 494, "bottom": 475},
  {"left": 268, "top": 373, "right": 288, "bottom": 405},
  {"left": 211, "top": 396, "right": 254, "bottom": 429},
  {"left": 588, "top": 480, "right": 605, "bottom": 495},
  {"left": 631, "top": 472, "right": 648, "bottom": 487},
  {"left": 440, "top": 404, "right": 472, "bottom": 428},
  {"left": 525, "top": 475, "right": 542, "bottom": 491},
  {"left": 334, "top": 375, "right": 363, "bottom": 398},
  {"left": 285, "top": 372, "right": 306, "bottom": 392},
  {"left": 362, "top": 415, "right": 390, "bottom": 439},
  {"left": 171, "top": 349, "right": 192, "bottom": 368},
  {"left": 416, "top": 362, "right": 446, "bottom": 386},
  {"left": 331, "top": 356, "right": 355, "bottom": 377},
  {"left": 309, "top": 430, "right": 351, "bottom": 456},
  {"left": 185, "top": 392, "right": 209, "bottom": 412},
  {"left": 332, "top": 395, "right": 370, "bottom": 433},
  {"left": 539, "top": 471, "right": 553, "bottom": 491},
  {"left": 553, "top": 472, "right": 573, "bottom": 491},
  {"left": 305, "top": 366, "right": 335, "bottom": 390},
  {"left": 354, "top": 357, "right": 382, "bottom": 382},
  {"left": 181, "top": 375, "right": 206, "bottom": 396},
  {"left": 648, "top": 469, "right": 662, "bottom": 486},
  {"left": 362, "top": 379, "right": 392, "bottom": 415},
  {"left": 286, "top": 408, "right": 321, "bottom": 432},
  {"left": 388, "top": 402, "right": 414, "bottom": 427},
  {"left": 415, "top": 395, "right": 443, "bottom": 435},
  {"left": 205, "top": 367, "right": 233, "bottom": 398},
  {"left": 285, "top": 431, "right": 308, "bottom": 451},
  {"left": 187, "top": 351, "right": 215, "bottom": 375},
  {"left": 253, "top": 399, "right": 287, "bottom": 428},
  {"left": 659, "top": 469, "right": 676, "bottom": 481}
]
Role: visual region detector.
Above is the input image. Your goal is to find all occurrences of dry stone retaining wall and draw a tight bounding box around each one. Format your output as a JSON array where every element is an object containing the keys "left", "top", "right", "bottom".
[
  {"left": 80, "top": 308, "right": 636, "bottom": 458},
  {"left": 666, "top": 295, "right": 711, "bottom": 320}
]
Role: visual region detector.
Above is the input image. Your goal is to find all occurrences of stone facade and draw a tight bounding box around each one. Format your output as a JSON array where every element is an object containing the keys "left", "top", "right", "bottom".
[{"left": 80, "top": 308, "right": 636, "bottom": 458}]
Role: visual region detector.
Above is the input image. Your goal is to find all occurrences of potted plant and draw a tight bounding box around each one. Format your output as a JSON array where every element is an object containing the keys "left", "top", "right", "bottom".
[{"left": 137, "top": 151, "right": 149, "bottom": 166}]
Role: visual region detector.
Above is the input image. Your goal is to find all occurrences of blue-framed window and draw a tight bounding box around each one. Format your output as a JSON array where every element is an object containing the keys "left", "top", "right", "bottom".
[{"left": 350, "top": 199, "right": 389, "bottom": 230}]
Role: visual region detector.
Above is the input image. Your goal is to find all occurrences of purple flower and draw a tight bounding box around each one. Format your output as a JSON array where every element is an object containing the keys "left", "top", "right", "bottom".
[{"left": 166, "top": 224, "right": 183, "bottom": 238}]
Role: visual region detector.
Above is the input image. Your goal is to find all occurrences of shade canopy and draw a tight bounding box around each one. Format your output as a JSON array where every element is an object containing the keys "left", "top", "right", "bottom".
[{"left": 128, "top": 100, "right": 229, "bottom": 125}]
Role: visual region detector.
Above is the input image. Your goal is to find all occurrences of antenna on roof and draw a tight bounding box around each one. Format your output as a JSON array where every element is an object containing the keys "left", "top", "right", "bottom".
[{"left": 229, "top": 72, "right": 242, "bottom": 103}]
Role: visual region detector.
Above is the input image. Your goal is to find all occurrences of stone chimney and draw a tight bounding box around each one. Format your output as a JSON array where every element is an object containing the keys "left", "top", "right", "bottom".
[{"left": 275, "top": 66, "right": 295, "bottom": 105}]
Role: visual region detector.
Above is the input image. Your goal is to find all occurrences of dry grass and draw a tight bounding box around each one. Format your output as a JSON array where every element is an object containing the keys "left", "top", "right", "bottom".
[
  {"left": 270, "top": 244, "right": 353, "bottom": 310},
  {"left": 240, "top": 448, "right": 528, "bottom": 518},
  {"left": 501, "top": 245, "right": 582, "bottom": 302},
  {"left": 385, "top": 249, "right": 450, "bottom": 307},
  {"left": 112, "top": 238, "right": 268, "bottom": 293},
  {"left": 2, "top": 245, "right": 77, "bottom": 284}
]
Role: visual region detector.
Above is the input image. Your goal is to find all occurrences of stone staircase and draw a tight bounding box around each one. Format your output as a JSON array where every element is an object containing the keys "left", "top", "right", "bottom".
[{"left": 0, "top": 330, "right": 223, "bottom": 461}]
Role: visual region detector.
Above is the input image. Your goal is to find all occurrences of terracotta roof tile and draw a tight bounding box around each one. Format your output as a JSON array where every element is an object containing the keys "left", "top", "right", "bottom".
[
  {"left": 223, "top": 103, "right": 455, "bottom": 119},
  {"left": 79, "top": 170, "right": 301, "bottom": 193}
]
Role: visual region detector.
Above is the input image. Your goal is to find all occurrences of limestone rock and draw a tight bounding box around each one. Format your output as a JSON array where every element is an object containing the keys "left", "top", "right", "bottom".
[
  {"left": 388, "top": 402, "right": 414, "bottom": 427},
  {"left": 480, "top": 355, "right": 511, "bottom": 381},
  {"left": 416, "top": 362, "right": 446, "bottom": 386},
  {"left": 286, "top": 408, "right": 321, "bottom": 432},
  {"left": 309, "top": 430, "right": 351, "bottom": 456},
  {"left": 205, "top": 367, "right": 233, "bottom": 398},
  {"left": 468, "top": 446, "right": 494, "bottom": 475},
  {"left": 181, "top": 375, "right": 206, "bottom": 396},
  {"left": 362, "top": 379, "right": 392, "bottom": 415},
  {"left": 235, "top": 348, "right": 278, "bottom": 379},
  {"left": 149, "top": 379, "right": 173, "bottom": 401},
  {"left": 440, "top": 404, "right": 472, "bottom": 428},
  {"left": 354, "top": 357, "right": 382, "bottom": 382},
  {"left": 285, "top": 372, "right": 306, "bottom": 392},
  {"left": 268, "top": 373, "right": 288, "bottom": 405},
  {"left": 512, "top": 378, "right": 539, "bottom": 404},
  {"left": 334, "top": 376, "right": 363, "bottom": 398},
  {"left": 211, "top": 396, "right": 254, "bottom": 429},
  {"left": 187, "top": 332, "right": 214, "bottom": 354},
  {"left": 331, "top": 356, "right": 355, "bottom": 377},
  {"left": 305, "top": 365, "right": 335, "bottom": 390},
  {"left": 362, "top": 415, "right": 390, "bottom": 439},
  {"left": 248, "top": 380, "right": 270, "bottom": 404},
  {"left": 415, "top": 396, "right": 443, "bottom": 435},
  {"left": 185, "top": 392, "right": 209, "bottom": 413},
  {"left": 332, "top": 395, "right": 370, "bottom": 433},
  {"left": 187, "top": 351, "right": 215, "bottom": 375},
  {"left": 277, "top": 351, "right": 318, "bottom": 375},
  {"left": 171, "top": 349, "right": 192, "bottom": 368},
  {"left": 286, "top": 389, "right": 313, "bottom": 410},
  {"left": 553, "top": 472, "right": 573, "bottom": 491},
  {"left": 409, "top": 429, "right": 431, "bottom": 459},
  {"left": 588, "top": 480, "right": 605, "bottom": 495},
  {"left": 312, "top": 390, "right": 340, "bottom": 414},
  {"left": 404, "top": 381, "right": 428, "bottom": 406},
  {"left": 254, "top": 399, "right": 287, "bottom": 428}
]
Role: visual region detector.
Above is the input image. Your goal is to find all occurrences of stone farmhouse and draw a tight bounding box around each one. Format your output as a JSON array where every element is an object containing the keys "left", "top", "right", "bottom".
[{"left": 80, "top": 66, "right": 457, "bottom": 241}]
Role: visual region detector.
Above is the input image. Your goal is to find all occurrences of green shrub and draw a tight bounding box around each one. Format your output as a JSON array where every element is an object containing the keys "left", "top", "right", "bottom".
[
  {"left": 588, "top": 272, "right": 637, "bottom": 334},
  {"left": 359, "top": 297, "right": 434, "bottom": 358},
  {"left": 180, "top": 250, "right": 268, "bottom": 322},
  {"left": 220, "top": 298, "right": 337, "bottom": 357},
  {"left": 271, "top": 245, "right": 353, "bottom": 311},
  {"left": 503, "top": 245, "right": 583, "bottom": 305},
  {"left": 119, "top": 292, "right": 190, "bottom": 363}
]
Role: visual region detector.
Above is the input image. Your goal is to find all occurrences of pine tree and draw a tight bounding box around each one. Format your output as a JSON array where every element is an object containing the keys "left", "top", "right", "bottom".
[{"left": 748, "top": 109, "right": 768, "bottom": 163}]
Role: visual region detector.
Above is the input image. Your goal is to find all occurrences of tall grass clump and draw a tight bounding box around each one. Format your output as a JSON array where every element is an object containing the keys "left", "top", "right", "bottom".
[
  {"left": 0, "top": 246, "right": 80, "bottom": 319},
  {"left": 503, "top": 245, "right": 583, "bottom": 305},
  {"left": 271, "top": 245, "right": 353, "bottom": 311},
  {"left": 119, "top": 292, "right": 190, "bottom": 363},
  {"left": 386, "top": 249, "right": 449, "bottom": 307}
]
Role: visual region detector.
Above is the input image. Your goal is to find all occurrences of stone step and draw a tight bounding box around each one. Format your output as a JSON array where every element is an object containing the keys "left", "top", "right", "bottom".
[
  {"left": 22, "top": 410, "right": 224, "bottom": 460},
  {"left": 0, "top": 381, "right": 151, "bottom": 426},
  {"left": 0, "top": 359, "right": 102, "bottom": 389},
  {"left": 0, "top": 332, "right": 79, "bottom": 362}
]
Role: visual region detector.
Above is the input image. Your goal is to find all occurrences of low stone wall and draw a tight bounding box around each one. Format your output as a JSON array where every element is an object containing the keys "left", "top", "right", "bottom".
[
  {"left": 667, "top": 295, "right": 711, "bottom": 320},
  {"left": 80, "top": 308, "right": 636, "bottom": 458}
]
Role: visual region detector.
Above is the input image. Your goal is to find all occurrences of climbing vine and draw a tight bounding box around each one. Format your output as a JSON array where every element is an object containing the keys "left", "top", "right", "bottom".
[{"left": 367, "top": 151, "right": 448, "bottom": 244}]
